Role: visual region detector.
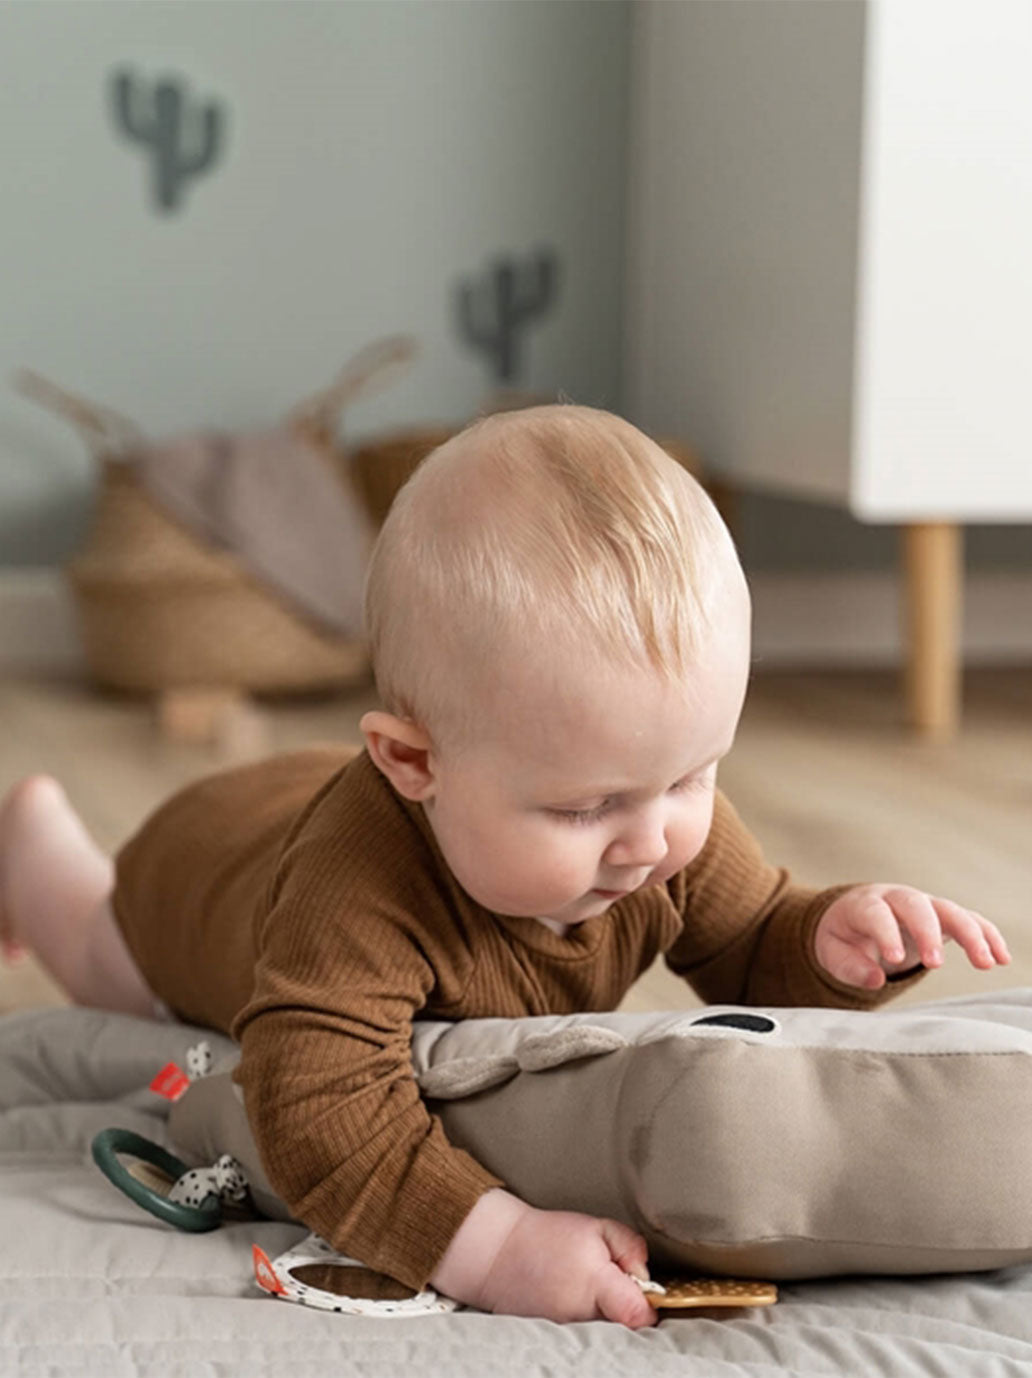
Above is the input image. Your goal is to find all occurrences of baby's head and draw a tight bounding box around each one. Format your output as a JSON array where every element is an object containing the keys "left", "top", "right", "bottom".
[{"left": 361, "top": 404, "right": 751, "bottom": 928}]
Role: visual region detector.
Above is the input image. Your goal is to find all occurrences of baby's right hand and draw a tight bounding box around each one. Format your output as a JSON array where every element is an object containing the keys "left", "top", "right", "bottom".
[
  {"left": 480, "top": 1203, "right": 658, "bottom": 1327},
  {"left": 431, "top": 1189, "right": 657, "bottom": 1328}
]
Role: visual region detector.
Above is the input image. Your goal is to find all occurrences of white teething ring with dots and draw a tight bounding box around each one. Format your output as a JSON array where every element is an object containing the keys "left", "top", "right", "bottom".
[{"left": 253, "top": 1233, "right": 461, "bottom": 1316}]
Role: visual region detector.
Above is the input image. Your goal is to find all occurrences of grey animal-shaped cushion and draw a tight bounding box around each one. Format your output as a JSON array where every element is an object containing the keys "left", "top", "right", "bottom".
[{"left": 169, "top": 990, "right": 1032, "bottom": 1280}]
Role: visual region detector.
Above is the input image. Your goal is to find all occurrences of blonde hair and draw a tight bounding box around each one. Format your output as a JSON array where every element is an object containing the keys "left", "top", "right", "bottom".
[{"left": 363, "top": 404, "right": 742, "bottom": 748}]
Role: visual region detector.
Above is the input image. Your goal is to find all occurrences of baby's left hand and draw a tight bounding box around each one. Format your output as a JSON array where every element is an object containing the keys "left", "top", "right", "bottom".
[{"left": 814, "top": 883, "right": 1011, "bottom": 990}]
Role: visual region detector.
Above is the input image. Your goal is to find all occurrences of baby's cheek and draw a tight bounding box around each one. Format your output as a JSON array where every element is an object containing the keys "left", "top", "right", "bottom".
[
  {"left": 446, "top": 824, "right": 556, "bottom": 908},
  {"left": 508, "top": 832, "right": 583, "bottom": 886},
  {"left": 540, "top": 842, "right": 595, "bottom": 891},
  {"left": 668, "top": 808, "right": 715, "bottom": 872},
  {"left": 493, "top": 836, "right": 594, "bottom": 911}
]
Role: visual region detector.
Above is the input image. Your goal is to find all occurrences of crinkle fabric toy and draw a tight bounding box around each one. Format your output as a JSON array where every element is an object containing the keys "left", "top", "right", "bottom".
[
  {"left": 169, "top": 990, "right": 1032, "bottom": 1281},
  {"left": 167, "top": 1152, "right": 248, "bottom": 1210},
  {"left": 184, "top": 1040, "right": 213, "bottom": 1081}
]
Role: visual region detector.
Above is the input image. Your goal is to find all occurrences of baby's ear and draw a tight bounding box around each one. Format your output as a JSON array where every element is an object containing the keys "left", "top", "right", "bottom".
[{"left": 360, "top": 711, "right": 436, "bottom": 801}]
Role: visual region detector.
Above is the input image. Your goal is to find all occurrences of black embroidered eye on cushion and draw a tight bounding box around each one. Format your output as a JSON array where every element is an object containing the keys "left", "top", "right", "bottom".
[{"left": 690, "top": 1013, "right": 777, "bottom": 1034}]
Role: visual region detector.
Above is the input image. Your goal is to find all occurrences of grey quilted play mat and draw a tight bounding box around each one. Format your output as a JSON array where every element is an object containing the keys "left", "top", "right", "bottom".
[{"left": 4, "top": 1004, "right": 1032, "bottom": 1377}]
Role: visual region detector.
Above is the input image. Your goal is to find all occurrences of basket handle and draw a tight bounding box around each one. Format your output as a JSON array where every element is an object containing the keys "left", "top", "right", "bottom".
[
  {"left": 12, "top": 369, "right": 144, "bottom": 457},
  {"left": 287, "top": 335, "right": 418, "bottom": 441}
]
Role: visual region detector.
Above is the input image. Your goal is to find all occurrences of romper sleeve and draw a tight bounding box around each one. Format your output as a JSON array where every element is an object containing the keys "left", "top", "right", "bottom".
[
  {"left": 230, "top": 830, "right": 504, "bottom": 1292},
  {"left": 663, "top": 789, "right": 927, "bottom": 1008}
]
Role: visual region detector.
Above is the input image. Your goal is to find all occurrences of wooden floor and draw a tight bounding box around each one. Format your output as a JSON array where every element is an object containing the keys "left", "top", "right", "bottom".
[{"left": 1, "top": 667, "right": 1030, "bottom": 1015}]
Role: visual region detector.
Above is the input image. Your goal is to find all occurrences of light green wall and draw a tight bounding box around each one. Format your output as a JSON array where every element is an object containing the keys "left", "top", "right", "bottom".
[{"left": 0, "top": 0, "right": 630, "bottom": 563}]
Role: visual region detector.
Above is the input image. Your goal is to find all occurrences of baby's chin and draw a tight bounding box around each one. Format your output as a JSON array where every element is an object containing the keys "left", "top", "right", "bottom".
[
  {"left": 542, "top": 890, "right": 626, "bottom": 925},
  {"left": 477, "top": 884, "right": 625, "bottom": 926}
]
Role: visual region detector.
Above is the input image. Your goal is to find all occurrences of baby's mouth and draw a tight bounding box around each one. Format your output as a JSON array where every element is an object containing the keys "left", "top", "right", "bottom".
[{"left": 594, "top": 872, "right": 653, "bottom": 899}]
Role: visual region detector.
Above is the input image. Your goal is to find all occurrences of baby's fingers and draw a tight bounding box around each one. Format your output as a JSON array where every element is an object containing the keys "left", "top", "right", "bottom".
[
  {"left": 883, "top": 889, "right": 945, "bottom": 967},
  {"left": 847, "top": 893, "right": 912, "bottom": 968},
  {"left": 934, "top": 899, "right": 1010, "bottom": 969},
  {"left": 596, "top": 1219, "right": 657, "bottom": 1327},
  {"left": 981, "top": 917, "right": 1012, "bottom": 965},
  {"left": 599, "top": 1218, "right": 651, "bottom": 1283},
  {"left": 596, "top": 1264, "right": 658, "bottom": 1329}
]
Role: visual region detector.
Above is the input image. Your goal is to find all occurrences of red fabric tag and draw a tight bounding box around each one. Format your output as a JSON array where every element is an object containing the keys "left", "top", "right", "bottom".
[
  {"left": 253, "top": 1244, "right": 287, "bottom": 1296},
  {"left": 149, "top": 1062, "right": 191, "bottom": 1102}
]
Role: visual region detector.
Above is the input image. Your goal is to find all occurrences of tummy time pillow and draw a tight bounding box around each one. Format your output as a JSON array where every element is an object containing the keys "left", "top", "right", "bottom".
[{"left": 169, "top": 989, "right": 1032, "bottom": 1280}]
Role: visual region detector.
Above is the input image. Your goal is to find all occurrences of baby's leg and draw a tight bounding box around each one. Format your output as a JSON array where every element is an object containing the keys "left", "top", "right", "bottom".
[{"left": 0, "top": 775, "right": 162, "bottom": 1017}]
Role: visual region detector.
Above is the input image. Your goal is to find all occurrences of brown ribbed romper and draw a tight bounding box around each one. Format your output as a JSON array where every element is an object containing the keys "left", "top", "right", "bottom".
[{"left": 111, "top": 746, "right": 923, "bottom": 1288}]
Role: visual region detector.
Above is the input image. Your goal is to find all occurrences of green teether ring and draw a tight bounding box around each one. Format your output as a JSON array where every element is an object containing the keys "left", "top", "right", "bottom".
[{"left": 91, "top": 1127, "right": 222, "bottom": 1232}]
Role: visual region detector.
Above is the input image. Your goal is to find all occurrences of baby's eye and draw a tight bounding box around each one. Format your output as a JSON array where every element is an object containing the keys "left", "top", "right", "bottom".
[
  {"left": 670, "top": 766, "right": 716, "bottom": 794},
  {"left": 546, "top": 768, "right": 716, "bottom": 824},
  {"left": 548, "top": 801, "right": 613, "bottom": 825}
]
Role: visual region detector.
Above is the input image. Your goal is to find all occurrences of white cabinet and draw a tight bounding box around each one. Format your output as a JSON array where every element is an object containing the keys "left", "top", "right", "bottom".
[{"left": 625, "top": 0, "right": 1032, "bottom": 732}]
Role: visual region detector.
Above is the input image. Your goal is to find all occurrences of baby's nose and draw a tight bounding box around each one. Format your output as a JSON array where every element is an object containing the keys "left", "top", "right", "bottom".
[{"left": 605, "top": 816, "right": 668, "bottom": 870}]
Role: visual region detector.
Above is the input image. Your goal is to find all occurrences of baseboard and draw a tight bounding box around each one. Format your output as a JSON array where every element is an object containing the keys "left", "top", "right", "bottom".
[{"left": 1, "top": 566, "right": 1031, "bottom": 673}]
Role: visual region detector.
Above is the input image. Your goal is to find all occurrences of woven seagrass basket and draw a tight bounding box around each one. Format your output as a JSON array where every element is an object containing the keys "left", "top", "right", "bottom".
[
  {"left": 17, "top": 342, "right": 423, "bottom": 698},
  {"left": 69, "top": 425, "right": 459, "bottom": 695},
  {"left": 67, "top": 461, "right": 371, "bottom": 693}
]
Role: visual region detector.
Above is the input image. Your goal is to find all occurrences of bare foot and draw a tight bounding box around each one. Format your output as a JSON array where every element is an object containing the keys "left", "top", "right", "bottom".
[{"left": 0, "top": 775, "right": 113, "bottom": 968}]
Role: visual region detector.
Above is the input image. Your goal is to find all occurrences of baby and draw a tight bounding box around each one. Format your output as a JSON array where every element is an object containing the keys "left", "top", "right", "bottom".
[{"left": 0, "top": 404, "right": 1010, "bottom": 1328}]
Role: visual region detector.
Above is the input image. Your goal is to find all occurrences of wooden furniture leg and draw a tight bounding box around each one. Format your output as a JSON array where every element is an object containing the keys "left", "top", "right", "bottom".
[
  {"left": 157, "top": 688, "right": 243, "bottom": 743},
  {"left": 901, "top": 523, "right": 963, "bottom": 738},
  {"left": 156, "top": 687, "right": 270, "bottom": 759}
]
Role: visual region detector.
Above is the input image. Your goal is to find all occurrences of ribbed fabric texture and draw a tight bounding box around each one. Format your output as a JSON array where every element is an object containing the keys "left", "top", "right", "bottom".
[{"left": 112, "top": 746, "right": 924, "bottom": 1289}]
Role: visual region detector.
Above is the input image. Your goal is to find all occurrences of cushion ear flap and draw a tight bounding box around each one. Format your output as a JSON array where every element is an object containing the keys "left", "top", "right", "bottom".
[
  {"left": 516, "top": 1025, "right": 628, "bottom": 1073},
  {"left": 417, "top": 1026, "right": 630, "bottom": 1098}
]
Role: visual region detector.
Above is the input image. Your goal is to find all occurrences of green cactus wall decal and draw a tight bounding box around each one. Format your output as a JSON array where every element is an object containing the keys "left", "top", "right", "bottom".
[
  {"left": 457, "top": 249, "right": 560, "bottom": 384},
  {"left": 111, "top": 68, "right": 224, "bottom": 213}
]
